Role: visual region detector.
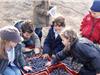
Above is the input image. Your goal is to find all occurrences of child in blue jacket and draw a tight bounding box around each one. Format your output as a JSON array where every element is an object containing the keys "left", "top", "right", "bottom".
[{"left": 43, "top": 16, "right": 65, "bottom": 58}]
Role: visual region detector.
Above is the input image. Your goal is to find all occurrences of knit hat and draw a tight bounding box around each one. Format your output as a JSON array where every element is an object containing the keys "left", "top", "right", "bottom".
[
  {"left": 90, "top": 0, "right": 100, "bottom": 12},
  {"left": 0, "top": 26, "right": 21, "bottom": 43},
  {"left": 53, "top": 16, "right": 65, "bottom": 27}
]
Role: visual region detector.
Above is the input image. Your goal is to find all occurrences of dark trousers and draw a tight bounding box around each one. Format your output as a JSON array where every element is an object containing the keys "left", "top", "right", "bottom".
[{"left": 35, "top": 27, "right": 42, "bottom": 41}]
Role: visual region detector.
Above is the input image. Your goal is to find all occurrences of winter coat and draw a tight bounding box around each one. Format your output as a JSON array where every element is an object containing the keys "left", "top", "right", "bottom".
[
  {"left": 43, "top": 25, "right": 65, "bottom": 56},
  {"left": 52, "top": 38, "right": 100, "bottom": 75},
  {"left": 33, "top": 0, "right": 50, "bottom": 28},
  {"left": 0, "top": 44, "right": 26, "bottom": 74},
  {"left": 80, "top": 12, "right": 100, "bottom": 44}
]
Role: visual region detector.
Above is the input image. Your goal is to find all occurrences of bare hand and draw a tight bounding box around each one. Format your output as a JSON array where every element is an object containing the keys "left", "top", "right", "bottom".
[
  {"left": 34, "top": 48, "right": 40, "bottom": 54},
  {"left": 43, "top": 54, "right": 49, "bottom": 59},
  {"left": 23, "top": 66, "right": 33, "bottom": 72},
  {"left": 45, "top": 61, "right": 52, "bottom": 67},
  {"left": 24, "top": 48, "right": 32, "bottom": 52},
  {"left": 96, "top": 73, "right": 100, "bottom": 75}
]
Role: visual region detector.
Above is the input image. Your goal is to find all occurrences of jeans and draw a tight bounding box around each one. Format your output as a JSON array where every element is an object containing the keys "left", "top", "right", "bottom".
[{"left": 3, "top": 65, "right": 21, "bottom": 75}]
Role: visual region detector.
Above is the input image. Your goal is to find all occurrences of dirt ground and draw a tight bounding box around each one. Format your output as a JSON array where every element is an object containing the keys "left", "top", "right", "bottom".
[{"left": 0, "top": 0, "right": 93, "bottom": 37}]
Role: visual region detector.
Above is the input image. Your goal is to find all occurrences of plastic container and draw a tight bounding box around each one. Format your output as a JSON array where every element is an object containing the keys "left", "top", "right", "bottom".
[
  {"left": 23, "top": 63, "right": 79, "bottom": 75},
  {"left": 47, "top": 63, "right": 79, "bottom": 75},
  {"left": 23, "top": 54, "right": 79, "bottom": 75},
  {"left": 23, "top": 70, "right": 48, "bottom": 75}
]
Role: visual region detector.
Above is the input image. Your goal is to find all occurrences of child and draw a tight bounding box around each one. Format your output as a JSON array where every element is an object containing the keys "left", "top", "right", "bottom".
[
  {"left": 46, "top": 29, "right": 100, "bottom": 75},
  {"left": 0, "top": 26, "right": 32, "bottom": 75},
  {"left": 15, "top": 21, "right": 41, "bottom": 57},
  {"left": 43, "top": 16, "right": 65, "bottom": 58},
  {"left": 80, "top": 0, "right": 100, "bottom": 44}
]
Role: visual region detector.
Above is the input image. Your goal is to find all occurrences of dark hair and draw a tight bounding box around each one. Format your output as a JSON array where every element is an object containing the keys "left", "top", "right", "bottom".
[
  {"left": 53, "top": 16, "right": 65, "bottom": 27},
  {"left": 21, "top": 21, "right": 34, "bottom": 33}
]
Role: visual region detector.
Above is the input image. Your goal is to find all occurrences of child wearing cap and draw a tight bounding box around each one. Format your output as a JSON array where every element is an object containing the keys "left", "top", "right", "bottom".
[
  {"left": 80, "top": 0, "right": 100, "bottom": 44},
  {"left": 43, "top": 16, "right": 65, "bottom": 58},
  {"left": 0, "top": 26, "right": 32, "bottom": 75}
]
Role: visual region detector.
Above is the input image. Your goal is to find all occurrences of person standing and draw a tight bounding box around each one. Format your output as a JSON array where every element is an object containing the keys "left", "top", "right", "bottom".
[{"left": 33, "top": 0, "right": 51, "bottom": 40}]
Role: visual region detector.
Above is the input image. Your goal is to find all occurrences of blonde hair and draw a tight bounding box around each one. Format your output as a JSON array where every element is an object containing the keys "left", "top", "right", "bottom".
[{"left": 61, "top": 29, "right": 78, "bottom": 51}]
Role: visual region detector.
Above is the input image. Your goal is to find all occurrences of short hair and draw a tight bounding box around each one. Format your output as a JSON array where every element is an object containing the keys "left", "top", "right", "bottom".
[
  {"left": 21, "top": 21, "right": 34, "bottom": 33},
  {"left": 53, "top": 16, "right": 65, "bottom": 27}
]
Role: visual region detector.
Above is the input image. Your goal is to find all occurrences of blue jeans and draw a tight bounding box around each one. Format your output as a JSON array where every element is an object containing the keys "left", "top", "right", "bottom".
[{"left": 3, "top": 65, "right": 21, "bottom": 75}]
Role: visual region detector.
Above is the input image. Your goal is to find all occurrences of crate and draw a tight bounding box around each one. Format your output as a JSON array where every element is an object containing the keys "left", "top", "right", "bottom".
[
  {"left": 23, "top": 63, "right": 79, "bottom": 75},
  {"left": 23, "top": 54, "right": 50, "bottom": 75},
  {"left": 47, "top": 63, "right": 79, "bottom": 75},
  {"left": 23, "top": 54, "right": 79, "bottom": 75},
  {"left": 23, "top": 70, "right": 48, "bottom": 75}
]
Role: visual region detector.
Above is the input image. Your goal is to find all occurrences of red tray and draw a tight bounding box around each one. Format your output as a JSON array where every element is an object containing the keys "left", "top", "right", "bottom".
[
  {"left": 23, "top": 63, "right": 79, "bottom": 75},
  {"left": 23, "top": 54, "right": 79, "bottom": 75},
  {"left": 47, "top": 63, "right": 79, "bottom": 75},
  {"left": 23, "top": 70, "right": 48, "bottom": 75}
]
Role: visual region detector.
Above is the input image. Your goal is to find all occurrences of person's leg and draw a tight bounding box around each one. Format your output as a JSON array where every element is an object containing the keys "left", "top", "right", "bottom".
[
  {"left": 41, "top": 27, "right": 50, "bottom": 48},
  {"left": 35, "top": 27, "right": 42, "bottom": 41},
  {"left": 3, "top": 66, "right": 15, "bottom": 75},
  {"left": 11, "top": 66, "right": 21, "bottom": 75}
]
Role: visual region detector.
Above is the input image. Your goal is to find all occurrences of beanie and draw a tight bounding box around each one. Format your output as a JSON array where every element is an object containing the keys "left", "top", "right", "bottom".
[
  {"left": 0, "top": 26, "right": 21, "bottom": 43},
  {"left": 90, "top": 0, "right": 100, "bottom": 12}
]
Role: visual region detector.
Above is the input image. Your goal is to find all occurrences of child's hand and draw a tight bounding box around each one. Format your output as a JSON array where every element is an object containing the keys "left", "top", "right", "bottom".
[
  {"left": 45, "top": 61, "right": 52, "bottom": 67},
  {"left": 24, "top": 48, "right": 32, "bottom": 52},
  {"left": 34, "top": 48, "right": 40, "bottom": 54},
  {"left": 96, "top": 73, "right": 100, "bottom": 75},
  {"left": 23, "top": 66, "right": 33, "bottom": 72},
  {"left": 42, "top": 54, "right": 49, "bottom": 59}
]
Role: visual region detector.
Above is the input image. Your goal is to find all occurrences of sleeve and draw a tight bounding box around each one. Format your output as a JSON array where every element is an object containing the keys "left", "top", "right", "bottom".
[
  {"left": 0, "top": 59, "right": 8, "bottom": 74},
  {"left": 80, "top": 17, "right": 87, "bottom": 31},
  {"left": 80, "top": 13, "right": 89, "bottom": 33},
  {"left": 34, "top": 1, "right": 48, "bottom": 16},
  {"left": 33, "top": 32, "right": 41, "bottom": 48},
  {"left": 78, "top": 43, "right": 100, "bottom": 73},
  {"left": 43, "top": 29, "right": 52, "bottom": 54},
  {"left": 16, "top": 44, "right": 27, "bottom": 67},
  {"left": 51, "top": 49, "right": 70, "bottom": 65},
  {"left": 36, "top": 7, "right": 47, "bottom": 16}
]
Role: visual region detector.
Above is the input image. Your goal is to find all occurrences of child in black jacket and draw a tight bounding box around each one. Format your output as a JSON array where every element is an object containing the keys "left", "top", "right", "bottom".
[{"left": 46, "top": 29, "right": 100, "bottom": 75}]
